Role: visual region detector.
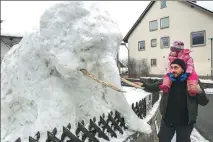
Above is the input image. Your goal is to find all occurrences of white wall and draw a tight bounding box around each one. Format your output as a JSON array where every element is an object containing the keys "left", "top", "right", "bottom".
[{"left": 128, "top": 1, "right": 213, "bottom": 76}]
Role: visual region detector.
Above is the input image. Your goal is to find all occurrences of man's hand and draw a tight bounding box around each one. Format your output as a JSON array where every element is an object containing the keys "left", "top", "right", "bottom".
[
  {"left": 190, "top": 84, "right": 203, "bottom": 94},
  {"left": 179, "top": 73, "right": 190, "bottom": 82},
  {"left": 167, "top": 73, "right": 176, "bottom": 81},
  {"left": 134, "top": 82, "right": 143, "bottom": 87}
]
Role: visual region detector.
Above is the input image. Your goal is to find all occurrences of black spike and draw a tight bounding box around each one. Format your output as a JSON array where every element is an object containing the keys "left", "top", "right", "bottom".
[
  {"left": 77, "top": 122, "right": 99, "bottom": 142},
  {"left": 15, "top": 137, "right": 21, "bottom": 142},
  {"left": 89, "top": 119, "right": 109, "bottom": 141},
  {"left": 52, "top": 128, "right": 57, "bottom": 135},
  {"left": 29, "top": 131, "right": 40, "bottom": 142},
  {"left": 61, "top": 124, "right": 82, "bottom": 142},
  {"left": 98, "top": 116, "right": 117, "bottom": 138},
  {"left": 81, "top": 120, "right": 85, "bottom": 126},
  {"left": 46, "top": 131, "right": 61, "bottom": 142},
  {"left": 67, "top": 123, "right": 71, "bottom": 130},
  {"left": 106, "top": 113, "right": 123, "bottom": 134},
  {"left": 93, "top": 117, "right": 96, "bottom": 122}
]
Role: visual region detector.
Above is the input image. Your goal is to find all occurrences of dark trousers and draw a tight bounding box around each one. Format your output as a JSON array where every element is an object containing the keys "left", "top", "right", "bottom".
[{"left": 158, "top": 120, "right": 194, "bottom": 142}]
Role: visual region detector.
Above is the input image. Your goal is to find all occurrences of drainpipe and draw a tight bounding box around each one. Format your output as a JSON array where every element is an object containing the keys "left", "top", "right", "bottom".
[
  {"left": 121, "top": 42, "right": 130, "bottom": 77},
  {"left": 210, "top": 38, "right": 213, "bottom": 80}
]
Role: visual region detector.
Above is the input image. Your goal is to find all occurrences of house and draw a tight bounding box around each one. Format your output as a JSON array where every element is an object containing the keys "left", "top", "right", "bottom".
[
  {"left": 123, "top": 1, "right": 213, "bottom": 79},
  {"left": 1, "top": 34, "right": 23, "bottom": 61}
]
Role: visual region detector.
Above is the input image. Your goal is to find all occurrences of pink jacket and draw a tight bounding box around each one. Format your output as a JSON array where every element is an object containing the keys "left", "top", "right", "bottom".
[{"left": 167, "top": 49, "right": 195, "bottom": 74}]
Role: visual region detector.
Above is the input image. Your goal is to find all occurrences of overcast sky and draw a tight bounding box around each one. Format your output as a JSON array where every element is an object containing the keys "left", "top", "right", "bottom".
[
  {"left": 1, "top": 1, "right": 213, "bottom": 60},
  {"left": 1, "top": 1, "right": 150, "bottom": 37}
]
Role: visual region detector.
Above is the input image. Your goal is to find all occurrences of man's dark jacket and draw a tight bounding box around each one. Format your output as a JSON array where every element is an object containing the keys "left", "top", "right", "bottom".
[{"left": 143, "top": 80, "right": 209, "bottom": 124}]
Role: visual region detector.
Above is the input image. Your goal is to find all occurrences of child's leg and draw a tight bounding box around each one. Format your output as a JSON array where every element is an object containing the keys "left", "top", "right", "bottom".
[
  {"left": 160, "top": 74, "right": 172, "bottom": 93},
  {"left": 187, "top": 71, "right": 198, "bottom": 96}
]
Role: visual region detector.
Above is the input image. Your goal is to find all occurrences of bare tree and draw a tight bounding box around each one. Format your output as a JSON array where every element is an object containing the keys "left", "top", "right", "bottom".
[
  {"left": 128, "top": 58, "right": 150, "bottom": 78},
  {"left": 120, "top": 58, "right": 128, "bottom": 66},
  {"left": 139, "top": 59, "right": 150, "bottom": 77},
  {"left": 128, "top": 58, "right": 137, "bottom": 76}
]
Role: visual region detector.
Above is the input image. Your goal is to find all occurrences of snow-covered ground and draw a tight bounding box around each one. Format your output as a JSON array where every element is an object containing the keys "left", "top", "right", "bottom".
[
  {"left": 171, "top": 129, "right": 209, "bottom": 142},
  {"left": 205, "top": 88, "right": 213, "bottom": 94},
  {"left": 200, "top": 79, "right": 213, "bottom": 84}
]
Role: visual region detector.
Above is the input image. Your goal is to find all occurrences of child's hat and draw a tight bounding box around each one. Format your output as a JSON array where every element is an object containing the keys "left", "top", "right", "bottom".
[{"left": 170, "top": 41, "right": 184, "bottom": 52}]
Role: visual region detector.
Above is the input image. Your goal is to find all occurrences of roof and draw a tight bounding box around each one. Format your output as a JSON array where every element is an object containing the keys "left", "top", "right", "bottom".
[{"left": 123, "top": 1, "right": 213, "bottom": 43}]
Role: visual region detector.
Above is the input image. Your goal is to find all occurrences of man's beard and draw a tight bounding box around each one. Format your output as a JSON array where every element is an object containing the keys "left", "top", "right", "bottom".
[{"left": 172, "top": 72, "right": 184, "bottom": 78}]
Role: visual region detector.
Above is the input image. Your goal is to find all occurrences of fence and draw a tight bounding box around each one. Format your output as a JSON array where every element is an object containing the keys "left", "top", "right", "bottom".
[{"left": 12, "top": 90, "right": 160, "bottom": 142}]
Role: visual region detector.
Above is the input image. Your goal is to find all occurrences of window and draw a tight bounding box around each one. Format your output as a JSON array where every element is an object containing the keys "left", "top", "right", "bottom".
[
  {"left": 161, "top": 37, "right": 170, "bottom": 48},
  {"left": 151, "top": 59, "right": 157, "bottom": 67},
  {"left": 160, "top": 17, "right": 169, "bottom": 29},
  {"left": 151, "top": 39, "right": 157, "bottom": 47},
  {"left": 191, "top": 31, "right": 206, "bottom": 47},
  {"left": 149, "top": 20, "right": 158, "bottom": 31},
  {"left": 138, "top": 41, "right": 145, "bottom": 51},
  {"left": 161, "top": 0, "right": 167, "bottom": 9}
]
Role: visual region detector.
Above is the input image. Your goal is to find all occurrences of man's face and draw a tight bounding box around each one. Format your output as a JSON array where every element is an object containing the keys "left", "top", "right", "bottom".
[{"left": 170, "top": 64, "right": 184, "bottom": 77}]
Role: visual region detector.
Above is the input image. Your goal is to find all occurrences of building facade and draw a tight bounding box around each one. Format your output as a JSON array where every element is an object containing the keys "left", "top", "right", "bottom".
[{"left": 123, "top": 1, "right": 213, "bottom": 78}]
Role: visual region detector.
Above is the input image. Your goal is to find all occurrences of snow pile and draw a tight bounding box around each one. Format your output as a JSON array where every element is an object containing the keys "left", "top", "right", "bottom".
[
  {"left": 140, "top": 77, "right": 162, "bottom": 80},
  {"left": 200, "top": 79, "right": 213, "bottom": 84},
  {"left": 122, "top": 86, "right": 150, "bottom": 105},
  {"left": 171, "top": 128, "right": 209, "bottom": 142},
  {"left": 1, "top": 2, "right": 151, "bottom": 142},
  {"left": 205, "top": 88, "right": 213, "bottom": 94}
]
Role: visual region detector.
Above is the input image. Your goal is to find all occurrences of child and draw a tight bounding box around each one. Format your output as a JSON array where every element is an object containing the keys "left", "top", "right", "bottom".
[{"left": 159, "top": 41, "right": 199, "bottom": 96}]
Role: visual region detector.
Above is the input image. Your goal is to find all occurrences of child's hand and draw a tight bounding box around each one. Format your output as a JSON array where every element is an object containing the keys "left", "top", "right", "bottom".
[
  {"left": 179, "top": 73, "right": 190, "bottom": 82},
  {"left": 190, "top": 84, "right": 202, "bottom": 94}
]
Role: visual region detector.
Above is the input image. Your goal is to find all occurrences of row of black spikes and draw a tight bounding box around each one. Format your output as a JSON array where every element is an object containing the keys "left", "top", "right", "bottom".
[{"left": 14, "top": 110, "right": 128, "bottom": 142}]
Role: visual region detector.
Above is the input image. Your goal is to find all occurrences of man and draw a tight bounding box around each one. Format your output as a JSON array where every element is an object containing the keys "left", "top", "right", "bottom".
[{"left": 135, "top": 59, "right": 209, "bottom": 142}]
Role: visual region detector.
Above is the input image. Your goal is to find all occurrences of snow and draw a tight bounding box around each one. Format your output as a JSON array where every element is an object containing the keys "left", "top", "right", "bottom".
[
  {"left": 205, "top": 88, "right": 213, "bottom": 94},
  {"left": 1, "top": 2, "right": 151, "bottom": 142},
  {"left": 144, "top": 96, "right": 161, "bottom": 122},
  {"left": 122, "top": 86, "right": 150, "bottom": 105},
  {"left": 98, "top": 130, "right": 134, "bottom": 142},
  {"left": 97, "top": 86, "right": 160, "bottom": 142},
  {"left": 1, "top": 31, "right": 24, "bottom": 37},
  {"left": 200, "top": 79, "right": 213, "bottom": 84},
  {"left": 171, "top": 128, "right": 209, "bottom": 142},
  {"left": 140, "top": 77, "right": 162, "bottom": 80}
]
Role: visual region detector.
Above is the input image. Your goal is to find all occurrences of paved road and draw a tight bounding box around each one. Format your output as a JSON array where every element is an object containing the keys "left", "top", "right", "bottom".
[{"left": 196, "top": 94, "right": 213, "bottom": 142}]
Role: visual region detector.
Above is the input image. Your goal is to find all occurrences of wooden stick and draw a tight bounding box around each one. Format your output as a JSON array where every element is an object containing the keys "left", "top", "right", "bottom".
[
  {"left": 80, "top": 69, "right": 125, "bottom": 93},
  {"left": 120, "top": 77, "right": 143, "bottom": 89}
]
